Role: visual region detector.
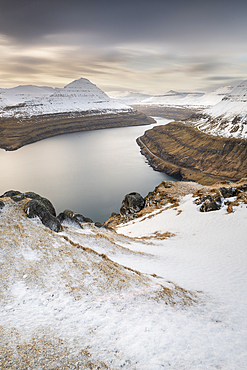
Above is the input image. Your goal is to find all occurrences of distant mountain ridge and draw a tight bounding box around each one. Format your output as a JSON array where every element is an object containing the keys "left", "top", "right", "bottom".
[
  {"left": 0, "top": 78, "right": 130, "bottom": 118},
  {"left": 110, "top": 85, "right": 234, "bottom": 108},
  {"left": 0, "top": 78, "right": 154, "bottom": 151}
]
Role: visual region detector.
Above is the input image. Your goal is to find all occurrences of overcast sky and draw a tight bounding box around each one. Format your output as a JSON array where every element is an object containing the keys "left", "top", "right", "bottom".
[{"left": 0, "top": 0, "right": 246, "bottom": 93}]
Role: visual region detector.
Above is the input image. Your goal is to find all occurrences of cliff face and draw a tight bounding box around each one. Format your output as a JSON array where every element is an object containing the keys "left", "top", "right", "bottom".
[
  {"left": 0, "top": 77, "right": 155, "bottom": 151},
  {"left": 137, "top": 122, "right": 247, "bottom": 185},
  {"left": 0, "top": 110, "right": 155, "bottom": 151}
]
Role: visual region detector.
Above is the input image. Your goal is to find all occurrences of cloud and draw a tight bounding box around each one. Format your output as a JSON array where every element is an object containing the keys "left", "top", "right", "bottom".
[{"left": 0, "top": 0, "right": 246, "bottom": 91}]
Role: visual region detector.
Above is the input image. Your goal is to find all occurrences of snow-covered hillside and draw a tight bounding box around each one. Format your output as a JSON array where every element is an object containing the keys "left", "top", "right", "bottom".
[
  {"left": 191, "top": 80, "right": 247, "bottom": 138},
  {"left": 110, "top": 86, "right": 234, "bottom": 108},
  {"left": 0, "top": 85, "right": 54, "bottom": 107},
  {"left": 109, "top": 91, "right": 153, "bottom": 105},
  {"left": 0, "top": 78, "right": 130, "bottom": 118},
  {"left": 1, "top": 180, "right": 247, "bottom": 369}
]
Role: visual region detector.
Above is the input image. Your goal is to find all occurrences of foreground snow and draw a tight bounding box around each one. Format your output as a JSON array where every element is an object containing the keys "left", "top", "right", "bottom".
[{"left": 1, "top": 186, "right": 247, "bottom": 369}]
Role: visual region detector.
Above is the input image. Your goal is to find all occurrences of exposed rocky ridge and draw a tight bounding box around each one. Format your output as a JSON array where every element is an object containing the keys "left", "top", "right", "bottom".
[
  {"left": 136, "top": 121, "right": 247, "bottom": 185},
  {"left": 105, "top": 179, "right": 247, "bottom": 228},
  {"left": 0, "top": 110, "right": 155, "bottom": 151},
  {"left": 0, "top": 190, "right": 98, "bottom": 232}
]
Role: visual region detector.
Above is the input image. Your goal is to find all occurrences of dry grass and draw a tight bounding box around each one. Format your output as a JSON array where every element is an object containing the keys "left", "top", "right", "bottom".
[
  {"left": 133, "top": 231, "right": 175, "bottom": 242},
  {"left": 151, "top": 283, "right": 199, "bottom": 307}
]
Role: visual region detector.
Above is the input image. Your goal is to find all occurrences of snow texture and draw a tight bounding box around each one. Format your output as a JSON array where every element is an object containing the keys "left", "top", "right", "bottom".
[
  {"left": 191, "top": 80, "right": 247, "bottom": 138},
  {"left": 0, "top": 78, "right": 131, "bottom": 118},
  {"left": 1, "top": 183, "right": 247, "bottom": 369}
]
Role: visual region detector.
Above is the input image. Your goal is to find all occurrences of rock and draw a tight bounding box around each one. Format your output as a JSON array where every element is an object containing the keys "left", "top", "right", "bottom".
[
  {"left": 94, "top": 221, "right": 115, "bottom": 232},
  {"left": 24, "top": 199, "right": 62, "bottom": 232},
  {"left": 61, "top": 209, "right": 75, "bottom": 217},
  {"left": 57, "top": 212, "right": 82, "bottom": 228},
  {"left": 0, "top": 190, "right": 22, "bottom": 198},
  {"left": 200, "top": 196, "right": 222, "bottom": 212},
  {"left": 60, "top": 209, "right": 93, "bottom": 224},
  {"left": 237, "top": 183, "right": 247, "bottom": 192},
  {"left": 220, "top": 187, "right": 238, "bottom": 198},
  {"left": 194, "top": 194, "right": 212, "bottom": 205},
  {"left": 120, "top": 192, "right": 145, "bottom": 216},
  {"left": 0, "top": 200, "right": 5, "bottom": 210},
  {"left": 12, "top": 192, "right": 56, "bottom": 216},
  {"left": 73, "top": 213, "right": 93, "bottom": 223}
]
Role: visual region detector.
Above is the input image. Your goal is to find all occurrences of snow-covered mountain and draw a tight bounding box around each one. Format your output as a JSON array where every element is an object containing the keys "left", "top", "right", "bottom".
[
  {"left": 109, "top": 91, "right": 153, "bottom": 105},
  {"left": 1, "top": 180, "right": 247, "bottom": 368},
  {"left": 191, "top": 80, "right": 247, "bottom": 138},
  {"left": 0, "top": 85, "right": 54, "bottom": 107},
  {"left": 0, "top": 78, "right": 130, "bottom": 118},
  {"left": 111, "top": 86, "right": 234, "bottom": 108}
]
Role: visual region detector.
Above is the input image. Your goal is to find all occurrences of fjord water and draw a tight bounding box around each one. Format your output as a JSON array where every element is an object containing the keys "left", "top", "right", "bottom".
[{"left": 0, "top": 117, "right": 175, "bottom": 222}]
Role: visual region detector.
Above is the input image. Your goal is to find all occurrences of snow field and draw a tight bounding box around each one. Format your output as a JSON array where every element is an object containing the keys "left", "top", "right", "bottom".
[{"left": 1, "top": 192, "right": 247, "bottom": 368}]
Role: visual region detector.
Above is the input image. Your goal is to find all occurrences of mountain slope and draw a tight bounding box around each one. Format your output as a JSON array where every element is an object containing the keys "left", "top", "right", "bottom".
[
  {"left": 190, "top": 80, "right": 247, "bottom": 138},
  {"left": 0, "top": 78, "right": 154, "bottom": 150},
  {"left": 0, "top": 78, "right": 129, "bottom": 118},
  {"left": 0, "top": 85, "right": 54, "bottom": 107},
  {"left": 1, "top": 180, "right": 247, "bottom": 368}
]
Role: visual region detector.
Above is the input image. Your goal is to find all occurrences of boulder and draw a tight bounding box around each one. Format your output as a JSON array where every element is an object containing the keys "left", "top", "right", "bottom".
[
  {"left": 200, "top": 196, "right": 222, "bottom": 212},
  {"left": 24, "top": 199, "right": 62, "bottom": 232},
  {"left": 194, "top": 194, "right": 212, "bottom": 205},
  {"left": 57, "top": 212, "right": 82, "bottom": 228},
  {"left": 74, "top": 214, "right": 93, "bottom": 223},
  {"left": 0, "top": 190, "right": 22, "bottom": 198},
  {"left": 12, "top": 192, "right": 56, "bottom": 216},
  {"left": 59, "top": 209, "right": 93, "bottom": 224},
  {"left": 120, "top": 192, "right": 145, "bottom": 216},
  {"left": 220, "top": 187, "right": 238, "bottom": 198}
]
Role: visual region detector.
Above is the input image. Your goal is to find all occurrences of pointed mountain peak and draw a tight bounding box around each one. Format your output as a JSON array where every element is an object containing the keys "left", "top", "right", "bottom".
[{"left": 64, "top": 78, "right": 92, "bottom": 89}]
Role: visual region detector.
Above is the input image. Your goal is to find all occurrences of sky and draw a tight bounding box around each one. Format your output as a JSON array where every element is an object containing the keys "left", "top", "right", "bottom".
[{"left": 0, "top": 0, "right": 246, "bottom": 94}]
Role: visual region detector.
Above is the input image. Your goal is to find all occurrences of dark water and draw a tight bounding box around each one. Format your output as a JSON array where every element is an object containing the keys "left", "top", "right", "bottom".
[{"left": 0, "top": 117, "right": 176, "bottom": 222}]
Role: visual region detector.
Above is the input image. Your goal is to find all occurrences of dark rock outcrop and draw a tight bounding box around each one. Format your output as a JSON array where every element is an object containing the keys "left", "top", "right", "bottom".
[
  {"left": 195, "top": 183, "right": 247, "bottom": 212},
  {"left": 12, "top": 192, "right": 56, "bottom": 216},
  {"left": 58, "top": 209, "right": 93, "bottom": 225},
  {"left": 200, "top": 196, "right": 222, "bottom": 212},
  {"left": 73, "top": 213, "right": 93, "bottom": 223},
  {"left": 219, "top": 187, "right": 238, "bottom": 198},
  {"left": 57, "top": 212, "right": 82, "bottom": 228},
  {"left": 120, "top": 192, "right": 145, "bottom": 216},
  {"left": 0, "top": 190, "right": 22, "bottom": 198},
  {"left": 24, "top": 199, "right": 62, "bottom": 232}
]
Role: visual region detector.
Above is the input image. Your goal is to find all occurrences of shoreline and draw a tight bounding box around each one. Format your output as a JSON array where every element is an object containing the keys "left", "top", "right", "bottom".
[
  {"left": 0, "top": 110, "right": 155, "bottom": 151},
  {"left": 137, "top": 121, "right": 247, "bottom": 185}
]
